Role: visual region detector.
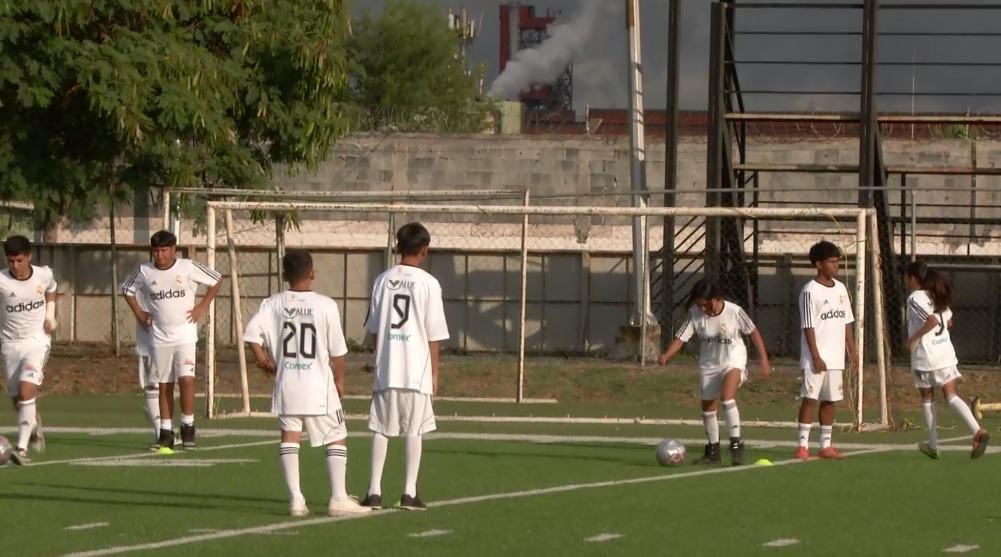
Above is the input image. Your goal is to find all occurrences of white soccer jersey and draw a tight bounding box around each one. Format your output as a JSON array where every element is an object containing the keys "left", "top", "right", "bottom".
[
  {"left": 799, "top": 278, "right": 855, "bottom": 372},
  {"left": 243, "top": 290, "right": 348, "bottom": 416},
  {"left": 906, "top": 289, "right": 957, "bottom": 371},
  {"left": 120, "top": 258, "right": 221, "bottom": 347},
  {"left": 676, "top": 301, "right": 757, "bottom": 372},
  {"left": 0, "top": 265, "right": 57, "bottom": 345},
  {"left": 365, "top": 264, "right": 449, "bottom": 395}
]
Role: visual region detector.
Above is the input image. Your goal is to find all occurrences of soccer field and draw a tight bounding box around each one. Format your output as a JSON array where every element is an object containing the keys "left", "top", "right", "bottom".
[{"left": 2, "top": 395, "right": 998, "bottom": 557}]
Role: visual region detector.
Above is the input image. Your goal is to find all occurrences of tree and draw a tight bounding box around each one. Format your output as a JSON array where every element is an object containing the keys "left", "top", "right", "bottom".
[
  {"left": 347, "top": 0, "right": 488, "bottom": 133},
  {"left": 0, "top": 0, "right": 352, "bottom": 226}
]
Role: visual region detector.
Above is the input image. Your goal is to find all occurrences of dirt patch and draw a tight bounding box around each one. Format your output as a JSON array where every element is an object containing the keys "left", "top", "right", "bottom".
[{"left": 17, "top": 343, "right": 1001, "bottom": 420}]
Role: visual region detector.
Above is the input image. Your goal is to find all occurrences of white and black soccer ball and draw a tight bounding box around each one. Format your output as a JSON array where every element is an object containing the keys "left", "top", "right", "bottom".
[
  {"left": 0, "top": 435, "right": 12, "bottom": 466},
  {"left": 655, "top": 439, "right": 686, "bottom": 467}
]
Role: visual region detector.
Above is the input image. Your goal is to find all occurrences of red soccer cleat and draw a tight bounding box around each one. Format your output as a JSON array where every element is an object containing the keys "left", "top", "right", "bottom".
[
  {"left": 794, "top": 446, "right": 810, "bottom": 460},
  {"left": 817, "top": 447, "right": 845, "bottom": 460}
]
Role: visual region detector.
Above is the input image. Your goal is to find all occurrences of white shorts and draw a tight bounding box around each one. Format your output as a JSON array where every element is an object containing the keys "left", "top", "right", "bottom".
[
  {"left": 138, "top": 355, "right": 158, "bottom": 390},
  {"left": 369, "top": 389, "right": 437, "bottom": 437},
  {"left": 913, "top": 365, "right": 961, "bottom": 390},
  {"left": 281, "top": 410, "right": 348, "bottom": 448},
  {"left": 151, "top": 344, "right": 196, "bottom": 384},
  {"left": 801, "top": 368, "right": 844, "bottom": 402},
  {"left": 2, "top": 342, "right": 49, "bottom": 398},
  {"left": 699, "top": 367, "right": 747, "bottom": 401}
]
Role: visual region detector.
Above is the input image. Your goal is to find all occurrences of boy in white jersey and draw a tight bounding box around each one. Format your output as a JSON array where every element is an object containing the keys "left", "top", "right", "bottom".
[
  {"left": 904, "top": 261, "right": 989, "bottom": 460},
  {"left": 658, "top": 279, "right": 771, "bottom": 466},
  {"left": 360, "top": 222, "right": 449, "bottom": 511},
  {"left": 243, "top": 249, "right": 369, "bottom": 517},
  {"left": 795, "top": 240, "right": 858, "bottom": 460},
  {"left": 121, "top": 230, "right": 222, "bottom": 452},
  {"left": 0, "top": 236, "right": 58, "bottom": 465}
]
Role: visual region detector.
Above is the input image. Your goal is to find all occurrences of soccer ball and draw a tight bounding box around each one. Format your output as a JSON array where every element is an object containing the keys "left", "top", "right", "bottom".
[
  {"left": 655, "top": 439, "right": 686, "bottom": 467},
  {"left": 0, "top": 435, "right": 12, "bottom": 466}
]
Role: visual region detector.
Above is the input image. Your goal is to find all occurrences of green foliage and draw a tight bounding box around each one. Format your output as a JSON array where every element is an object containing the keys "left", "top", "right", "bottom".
[
  {"left": 0, "top": 0, "right": 352, "bottom": 226},
  {"left": 346, "top": 0, "right": 490, "bottom": 133}
]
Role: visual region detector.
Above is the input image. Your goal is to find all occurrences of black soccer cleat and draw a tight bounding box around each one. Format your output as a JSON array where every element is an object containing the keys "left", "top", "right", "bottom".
[
  {"left": 730, "top": 437, "right": 745, "bottom": 466},
  {"left": 149, "top": 428, "right": 174, "bottom": 452},
  {"left": 180, "top": 424, "right": 197, "bottom": 450},
  {"left": 693, "top": 443, "right": 722, "bottom": 466},
  {"left": 399, "top": 493, "right": 427, "bottom": 511},
  {"left": 359, "top": 493, "right": 383, "bottom": 510}
]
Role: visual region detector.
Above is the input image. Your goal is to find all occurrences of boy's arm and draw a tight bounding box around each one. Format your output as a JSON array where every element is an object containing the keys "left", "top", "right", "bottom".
[
  {"left": 657, "top": 338, "right": 686, "bottom": 365},
  {"left": 330, "top": 355, "right": 345, "bottom": 399},
  {"left": 189, "top": 280, "right": 223, "bottom": 323},
  {"left": 248, "top": 342, "right": 276, "bottom": 375},
  {"left": 748, "top": 328, "right": 771, "bottom": 379},
  {"left": 804, "top": 328, "right": 826, "bottom": 372},
  {"left": 429, "top": 340, "right": 440, "bottom": 397},
  {"left": 905, "top": 314, "right": 940, "bottom": 351},
  {"left": 844, "top": 324, "right": 858, "bottom": 372},
  {"left": 800, "top": 289, "right": 825, "bottom": 372}
]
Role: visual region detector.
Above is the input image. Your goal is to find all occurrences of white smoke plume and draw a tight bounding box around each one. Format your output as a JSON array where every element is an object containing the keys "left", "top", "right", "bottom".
[{"left": 488, "top": 0, "right": 612, "bottom": 100}]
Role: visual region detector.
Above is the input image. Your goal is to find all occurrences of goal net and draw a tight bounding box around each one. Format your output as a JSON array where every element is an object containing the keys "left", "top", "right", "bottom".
[{"left": 203, "top": 200, "right": 890, "bottom": 430}]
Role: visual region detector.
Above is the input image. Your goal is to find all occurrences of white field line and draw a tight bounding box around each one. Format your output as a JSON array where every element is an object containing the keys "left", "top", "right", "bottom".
[
  {"left": 18, "top": 427, "right": 986, "bottom": 453},
  {"left": 55, "top": 437, "right": 969, "bottom": 557},
  {"left": 0, "top": 440, "right": 278, "bottom": 470}
]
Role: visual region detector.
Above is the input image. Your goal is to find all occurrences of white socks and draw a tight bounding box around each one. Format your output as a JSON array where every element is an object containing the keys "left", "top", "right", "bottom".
[
  {"left": 404, "top": 436, "right": 423, "bottom": 498},
  {"left": 722, "top": 399, "right": 740, "bottom": 440},
  {"left": 144, "top": 388, "right": 160, "bottom": 438},
  {"left": 820, "top": 425, "right": 834, "bottom": 450},
  {"left": 922, "top": 401, "right": 938, "bottom": 449},
  {"left": 702, "top": 411, "right": 720, "bottom": 445},
  {"left": 326, "top": 445, "right": 348, "bottom": 501},
  {"left": 368, "top": 433, "right": 389, "bottom": 496},
  {"left": 17, "top": 399, "right": 37, "bottom": 451},
  {"left": 947, "top": 394, "right": 981, "bottom": 436},
  {"left": 181, "top": 414, "right": 195, "bottom": 427},
  {"left": 279, "top": 442, "right": 303, "bottom": 504},
  {"left": 797, "top": 423, "right": 812, "bottom": 448}
]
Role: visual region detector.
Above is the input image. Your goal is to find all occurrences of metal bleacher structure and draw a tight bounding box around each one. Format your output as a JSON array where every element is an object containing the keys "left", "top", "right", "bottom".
[{"left": 652, "top": 0, "right": 1001, "bottom": 359}]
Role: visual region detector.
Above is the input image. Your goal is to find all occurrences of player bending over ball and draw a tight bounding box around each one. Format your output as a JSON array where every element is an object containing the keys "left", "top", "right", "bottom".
[
  {"left": 360, "top": 223, "right": 449, "bottom": 511},
  {"left": 795, "top": 240, "right": 858, "bottom": 460},
  {"left": 0, "top": 236, "right": 57, "bottom": 465},
  {"left": 657, "top": 279, "right": 771, "bottom": 466},
  {"left": 244, "top": 249, "right": 370, "bottom": 517},
  {"left": 904, "top": 261, "right": 989, "bottom": 460},
  {"left": 122, "top": 230, "right": 222, "bottom": 452}
]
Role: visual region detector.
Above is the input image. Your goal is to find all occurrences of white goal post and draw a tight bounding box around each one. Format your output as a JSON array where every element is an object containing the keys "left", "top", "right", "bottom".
[{"left": 204, "top": 201, "right": 890, "bottom": 430}]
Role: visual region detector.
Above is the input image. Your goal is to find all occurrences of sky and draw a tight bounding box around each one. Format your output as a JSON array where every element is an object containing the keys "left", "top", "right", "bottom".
[{"left": 352, "top": 0, "right": 1001, "bottom": 116}]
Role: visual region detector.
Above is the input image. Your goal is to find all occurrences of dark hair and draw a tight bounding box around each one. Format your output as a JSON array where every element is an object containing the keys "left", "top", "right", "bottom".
[
  {"left": 809, "top": 240, "right": 840, "bottom": 265},
  {"left": 283, "top": 249, "right": 313, "bottom": 282},
  {"left": 906, "top": 261, "right": 951, "bottom": 312},
  {"left": 3, "top": 235, "right": 31, "bottom": 257},
  {"left": 397, "top": 222, "right": 431, "bottom": 256},
  {"left": 686, "top": 278, "right": 721, "bottom": 309},
  {"left": 150, "top": 230, "right": 178, "bottom": 249}
]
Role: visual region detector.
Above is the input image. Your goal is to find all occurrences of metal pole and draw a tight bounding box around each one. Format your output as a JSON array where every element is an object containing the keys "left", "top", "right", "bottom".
[
  {"left": 226, "top": 210, "right": 251, "bottom": 415},
  {"left": 662, "top": 0, "right": 681, "bottom": 343},
  {"left": 910, "top": 184, "right": 916, "bottom": 261},
  {"left": 205, "top": 206, "right": 216, "bottom": 419},
  {"left": 625, "top": 0, "right": 653, "bottom": 330},
  {"left": 276, "top": 216, "right": 285, "bottom": 288},
  {"left": 869, "top": 212, "right": 889, "bottom": 428},
  {"left": 517, "top": 189, "right": 530, "bottom": 403},
  {"left": 853, "top": 212, "right": 868, "bottom": 429},
  {"left": 109, "top": 197, "right": 120, "bottom": 356},
  {"left": 162, "top": 189, "right": 171, "bottom": 231}
]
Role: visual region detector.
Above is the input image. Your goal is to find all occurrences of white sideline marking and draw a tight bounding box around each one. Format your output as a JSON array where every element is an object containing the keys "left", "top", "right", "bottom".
[
  {"left": 585, "top": 533, "right": 622, "bottom": 543},
  {"left": 54, "top": 444, "right": 899, "bottom": 557},
  {"left": 73, "top": 458, "right": 257, "bottom": 468},
  {"left": 65, "top": 523, "right": 109, "bottom": 531},
  {"left": 409, "top": 529, "right": 451, "bottom": 538},
  {"left": 0, "top": 440, "right": 277, "bottom": 470},
  {"left": 944, "top": 545, "right": 979, "bottom": 553},
  {"left": 763, "top": 538, "right": 800, "bottom": 547},
  {"left": 205, "top": 393, "right": 559, "bottom": 404}
]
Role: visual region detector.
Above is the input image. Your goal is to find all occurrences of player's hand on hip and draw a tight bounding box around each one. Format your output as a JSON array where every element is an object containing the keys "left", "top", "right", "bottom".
[
  {"left": 186, "top": 303, "right": 207, "bottom": 323},
  {"left": 137, "top": 311, "right": 153, "bottom": 327}
]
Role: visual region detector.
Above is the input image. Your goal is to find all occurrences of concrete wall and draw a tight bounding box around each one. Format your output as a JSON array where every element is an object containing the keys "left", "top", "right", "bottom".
[{"left": 19, "top": 134, "right": 1001, "bottom": 361}]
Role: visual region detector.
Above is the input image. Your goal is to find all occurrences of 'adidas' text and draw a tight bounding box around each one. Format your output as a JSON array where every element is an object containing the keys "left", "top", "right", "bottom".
[
  {"left": 150, "top": 289, "right": 187, "bottom": 301},
  {"left": 5, "top": 299, "right": 44, "bottom": 313}
]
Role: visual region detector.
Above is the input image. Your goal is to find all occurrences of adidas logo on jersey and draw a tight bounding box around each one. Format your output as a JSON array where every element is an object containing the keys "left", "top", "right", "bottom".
[
  {"left": 820, "top": 309, "right": 846, "bottom": 320},
  {"left": 150, "top": 289, "right": 187, "bottom": 301},
  {"left": 703, "top": 335, "right": 733, "bottom": 345},
  {"left": 5, "top": 299, "right": 44, "bottom": 313}
]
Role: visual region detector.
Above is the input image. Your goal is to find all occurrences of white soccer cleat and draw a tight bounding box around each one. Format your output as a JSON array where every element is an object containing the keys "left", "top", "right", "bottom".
[
  {"left": 289, "top": 500, "right": 310, "bottom": 517},
  {"left": 328, "top": 496, "right": 372, "bottom": 516}
]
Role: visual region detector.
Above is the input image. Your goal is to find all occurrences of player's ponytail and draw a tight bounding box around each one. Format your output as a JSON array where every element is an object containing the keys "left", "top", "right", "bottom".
[
  {"left": 922, "top": 269, "right": 952, "bottom": 313},
  {"left": 906, "top": 261, "right": 950, "bottom": 312}
]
